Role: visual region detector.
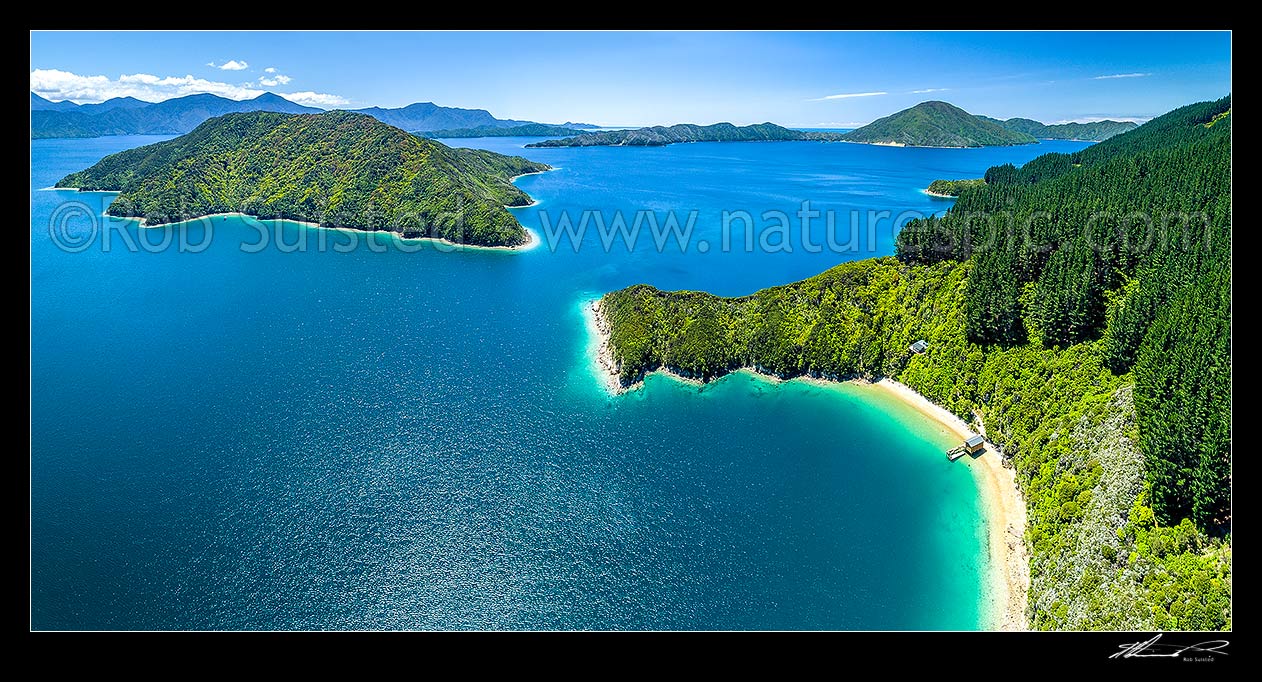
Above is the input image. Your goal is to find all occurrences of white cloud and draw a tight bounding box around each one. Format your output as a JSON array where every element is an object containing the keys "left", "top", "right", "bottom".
[
  {"left": 30, "top": 68, "right": 346, "bottom": 108},
  {"left": 283, "top": 91, "right": 349, "bottom": 107},
  {"left": 910, "top": 88, "right": 950, "bottom": 94},
  {"left": 264, "top": 67, "right": 277, "bottom": 73},
  {"left": 34, "top": 68, "right": 260, "bottom": 101},
  {"left": 259, "top": 74, "right": 292, "bottom": 87},
  {"left": 807, "top": 91, "right": 888, "bottom": 102},
  {"left": 207, "top": 60, "right": 249, "bottom": 71},
  {"left": 1091, "top": 72, "right": 1151, "bottom": 80}
]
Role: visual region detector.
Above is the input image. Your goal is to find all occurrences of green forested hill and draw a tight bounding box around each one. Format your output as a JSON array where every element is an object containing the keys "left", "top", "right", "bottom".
[
  {"left": 525, "top": 122, "right": 844, "bottom": 148},
  {"left": 57, "top": 110, "right": 549, "bottom": 247},
  {"left": 600, "top": 96, "right": 1232, "bottom": 630},
  {"left": 898, "top": 96, "right": 1232, "bottom": 528},
  {"left": 841, "top": 101, "right": 1036, "bottom": 147}
]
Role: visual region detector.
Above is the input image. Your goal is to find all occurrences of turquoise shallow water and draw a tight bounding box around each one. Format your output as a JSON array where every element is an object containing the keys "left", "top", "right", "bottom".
[{"left": 31, "top": 134, "right": 1089, "bottom": 630}]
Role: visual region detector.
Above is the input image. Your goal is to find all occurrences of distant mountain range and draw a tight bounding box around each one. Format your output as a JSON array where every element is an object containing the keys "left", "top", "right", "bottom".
[
  {"left": 979, "top": 115, "right": 1138, "bottom": 141},
  {"left": 525, "top": 122, "right": 844, "bottom": 148},
  {"left": 32, "top": 92, "right": 151, "bottom": 115},
  {"left": 343, "top": 102, "right": 531, "bottom": 132},
  {"left": 32, "top": 92, "right": 321, "bottom": 138},
  {"left": 30, "top": 91, "right": 578, "bottom": 139}
]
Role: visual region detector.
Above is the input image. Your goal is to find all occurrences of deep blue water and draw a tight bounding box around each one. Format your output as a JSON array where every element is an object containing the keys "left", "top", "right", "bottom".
[{"left": 31, "top": 134, "right": 1090, "bottom": 630}]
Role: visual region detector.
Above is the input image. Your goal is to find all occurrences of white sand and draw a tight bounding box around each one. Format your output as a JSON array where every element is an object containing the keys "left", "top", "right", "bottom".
[
  {"left": 583, "top": 299, "right": 625, "bottom": 395},
  {"left": 100, "top": 211, "right": 541, "bottom": 252},
  {"left": 509, "top": 169, "right": 552, "bottom": 181}
]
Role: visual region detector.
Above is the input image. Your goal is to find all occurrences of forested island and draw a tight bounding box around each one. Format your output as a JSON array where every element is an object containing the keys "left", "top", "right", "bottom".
[
  {"left": 525, "top": 122, "right": 845, "bottom": 148},
  {"left": 926, "top": 178, "right": 985, "bottom": 197},
  {"left": 597, "top": 97, "right": 1232, "bottom": 630},
  {"left": 56, "top": 110, "right": 549, "bottom": 247},
  {"left": 422, "top": 123, "right": 592, "bottom": 138},
  {"left": 841, "top": 101, "right": 1036, "bottom": 147}
]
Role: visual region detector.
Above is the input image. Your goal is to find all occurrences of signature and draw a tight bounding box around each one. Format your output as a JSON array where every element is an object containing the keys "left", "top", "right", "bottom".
[{"left": 1111, "top": 634, "right": 1229, "bottom": 659}]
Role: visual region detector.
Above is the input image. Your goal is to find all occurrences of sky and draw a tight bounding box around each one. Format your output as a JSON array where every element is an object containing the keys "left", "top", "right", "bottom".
[{"left": 30, "top": 31, "right": 1231, "bottom": 127}]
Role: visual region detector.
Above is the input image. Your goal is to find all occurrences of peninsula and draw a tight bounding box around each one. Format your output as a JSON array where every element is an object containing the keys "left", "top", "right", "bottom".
[
  {"left": 591, "top": 97, "right": 1232, "bottom": 631},
  {"left": 925, "top": 178, "right": 985, "bottom": 197},
  {"left": 525, "top": 122, "right": 844, "bottom": 148},
  {"left": 422, "top": 123, "right": 593, "bottom": 138},
  {"left": 56, "top": 110, "right": 549, "bottom": 247}
]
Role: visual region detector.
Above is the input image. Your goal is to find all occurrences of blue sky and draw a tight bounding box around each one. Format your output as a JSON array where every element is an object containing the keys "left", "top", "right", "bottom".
[{"left": 30, "top": 31, "right": 1231, "bottom": 126}]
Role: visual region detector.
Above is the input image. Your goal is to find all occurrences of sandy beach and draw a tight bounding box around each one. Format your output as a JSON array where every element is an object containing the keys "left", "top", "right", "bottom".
[
  {"left": 309, "top": 220, "right": 543, "bottom": 253},
  {"left": 78, "top": 209, "right": 543, "bottom": 253},
  {"left": 584, "top": 299, "right": 625, "bottom": 395},
  {"left": 52, "top": 174, "right": 547, "bottom": 252},
  {"left": 840, "top": 140, "right": 1020, "bottom": 150},
  {"left": 586, "top": 301, "right": 1029, "bottom": 630},
  {"left": 506, "top": 167, "right": 555, "bottom": 210},
  {"left": 869, "top": 379, "right": 1028, "bottom": 631},
  {"left": 509, "top": 169, "right": 553, "bottom": 181}
]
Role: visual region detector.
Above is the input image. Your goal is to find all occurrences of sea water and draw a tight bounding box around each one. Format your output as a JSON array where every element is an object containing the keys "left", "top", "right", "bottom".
[{"left": 30, "top": 134, "right": 1089, "bottom": 629}]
